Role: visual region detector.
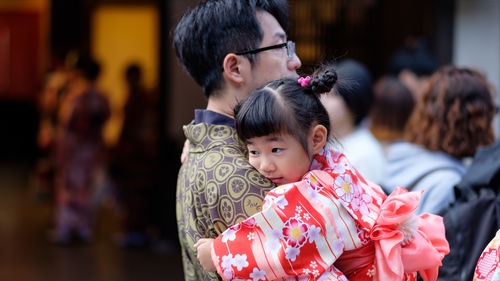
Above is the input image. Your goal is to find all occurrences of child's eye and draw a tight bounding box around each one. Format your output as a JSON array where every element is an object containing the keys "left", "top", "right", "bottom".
[
  {"left": 272, "top": 148, "right": 283, "bottom": 153},
  {"left": 249, "top": 150, "right": 259, "bottom": 155}
]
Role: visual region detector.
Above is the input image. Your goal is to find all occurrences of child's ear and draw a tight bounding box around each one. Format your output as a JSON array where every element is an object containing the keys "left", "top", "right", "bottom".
[
  {"left": 222, "top": 53, "right": 246, "bottom": 85},
  {"left": 311, "top": 125, "right": 328, "bottom": 155}
]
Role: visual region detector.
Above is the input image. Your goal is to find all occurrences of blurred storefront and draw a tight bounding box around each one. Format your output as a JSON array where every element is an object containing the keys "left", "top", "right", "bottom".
[{"left": 0, "top": 0, "right": 499, "bottom": 161}]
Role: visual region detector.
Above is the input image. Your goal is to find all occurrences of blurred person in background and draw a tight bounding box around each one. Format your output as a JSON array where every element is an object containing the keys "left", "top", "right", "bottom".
[
  {"left": 50, "top": 54, "right": 110, "bottom": 244},
  {"left": 390, "top": 35, "right": 437, "bottom": 97},
  {"left": 382, "top": 65, "right": 497, "bottom": 214},
  {"left": 369, "top": 76, "right": 415, "bottom": 149},
  {"left": 34, "top": 55, "right": 71, "bottom": 199},
  {"left": 173, "top": 0, "right": 301, "bottom": 279},
  {"left": 108, "top": 63, "right": 159, "bottom": 248},
  {"left": 320, "top": 58, "right": 385, "bottom": 184}
]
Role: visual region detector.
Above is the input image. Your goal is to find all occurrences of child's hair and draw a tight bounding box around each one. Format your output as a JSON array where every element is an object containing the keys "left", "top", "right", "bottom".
[{"left": 234, "top": 64, "right": 337, "bottom": 153}]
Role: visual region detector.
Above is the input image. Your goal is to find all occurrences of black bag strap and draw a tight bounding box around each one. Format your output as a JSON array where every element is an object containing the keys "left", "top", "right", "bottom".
[{"left": 406, "top": 167, "right": 462, "bottom": 192}]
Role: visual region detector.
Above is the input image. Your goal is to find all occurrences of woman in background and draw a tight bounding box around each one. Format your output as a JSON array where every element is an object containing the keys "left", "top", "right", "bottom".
[{"left": 382, "top": 65, "right": 496, "bottom": 214}]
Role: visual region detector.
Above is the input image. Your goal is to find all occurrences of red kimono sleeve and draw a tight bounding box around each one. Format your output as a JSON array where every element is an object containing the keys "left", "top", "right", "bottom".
[{"left": 211, "top": 176, "right": 351, "bottom": 281}]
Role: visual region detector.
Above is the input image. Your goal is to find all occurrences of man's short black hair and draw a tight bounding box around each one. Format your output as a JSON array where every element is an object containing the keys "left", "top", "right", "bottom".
[{"left": 173, "top": 0, "right": 289, "bottom": 98}]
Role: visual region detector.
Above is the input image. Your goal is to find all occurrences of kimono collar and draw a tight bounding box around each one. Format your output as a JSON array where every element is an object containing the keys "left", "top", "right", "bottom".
[{"left": 195, "top": 109, "right": 235, "bottom": 127}]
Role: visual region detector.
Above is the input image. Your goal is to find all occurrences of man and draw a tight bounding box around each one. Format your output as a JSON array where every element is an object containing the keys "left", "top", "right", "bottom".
[{"left": 173, "top": 0, "right": 301, "bottom": 280}]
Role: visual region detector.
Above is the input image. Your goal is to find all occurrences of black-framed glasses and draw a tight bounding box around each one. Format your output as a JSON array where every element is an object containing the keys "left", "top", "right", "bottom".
[{"left": 235, "top": 40, "right": 296, "bottom": 58}]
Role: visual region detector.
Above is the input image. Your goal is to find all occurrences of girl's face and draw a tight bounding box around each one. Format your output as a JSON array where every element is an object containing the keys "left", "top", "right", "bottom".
[{"left": 247, "top": 133, "right": 311, "bottom": 186}]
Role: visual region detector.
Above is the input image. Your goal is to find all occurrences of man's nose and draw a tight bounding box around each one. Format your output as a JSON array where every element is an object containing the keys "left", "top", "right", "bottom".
[{"left": 288, "top": 53, "right": 302, "bottom": 71}]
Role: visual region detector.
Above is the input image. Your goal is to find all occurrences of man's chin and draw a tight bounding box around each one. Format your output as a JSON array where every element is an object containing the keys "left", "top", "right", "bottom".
[{"left": 282, "top": 72, "right": 299, "bottom": 79}]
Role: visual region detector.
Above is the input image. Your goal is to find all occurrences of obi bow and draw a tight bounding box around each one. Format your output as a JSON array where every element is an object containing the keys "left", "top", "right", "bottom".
[{"left": 370, "top": 187, "right": 450, "bottom": 281}]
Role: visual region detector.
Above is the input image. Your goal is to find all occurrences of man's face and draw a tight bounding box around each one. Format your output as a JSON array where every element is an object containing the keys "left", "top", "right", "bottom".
[{"left": 247, "top": 11, "right": 302, "bottom": 94}]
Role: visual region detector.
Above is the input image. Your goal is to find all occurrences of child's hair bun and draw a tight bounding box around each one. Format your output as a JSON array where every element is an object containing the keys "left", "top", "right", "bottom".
[{"left": 310, "top": 67, "right": 338, "bottom": 95}]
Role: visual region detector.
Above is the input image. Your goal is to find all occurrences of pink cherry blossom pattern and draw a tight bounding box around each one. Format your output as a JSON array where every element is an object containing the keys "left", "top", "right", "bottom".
[
  {"left": 351, "top": 193, "right": 372, "bottom": 215},
  {"left": 334, "top": 174, "right": 357, "bottom": 203},
  {"left": 250, "top": 267, "right": 266, "bottom": 281},
  {"left": 222, "top": 224, "right": 242, "bottom": 242},
  {"left": 282, "top": 217, "right": 309, "bottom": 248}
]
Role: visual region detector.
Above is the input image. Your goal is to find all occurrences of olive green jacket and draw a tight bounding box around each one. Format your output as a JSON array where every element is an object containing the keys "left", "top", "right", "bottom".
[{"left": 176, "top": 121, "right": 274, "bottom": 281}]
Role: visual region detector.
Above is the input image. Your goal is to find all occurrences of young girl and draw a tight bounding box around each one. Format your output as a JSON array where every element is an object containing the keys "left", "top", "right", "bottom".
[{"left": 194, "top": 64, "right": 449, "bottom": 281}]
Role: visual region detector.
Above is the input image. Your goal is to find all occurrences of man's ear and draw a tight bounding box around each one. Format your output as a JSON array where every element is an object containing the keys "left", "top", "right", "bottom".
[
  {"left": 222, "top": 53, "right": 247, "bottom": 85},
  {"left": 311, "top": 124, "right": 328, "bottom": 155}
]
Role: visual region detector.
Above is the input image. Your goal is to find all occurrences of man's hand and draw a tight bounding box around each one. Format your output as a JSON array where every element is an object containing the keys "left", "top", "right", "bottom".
[{"left": 194, "top": 238, "right": 216, "bottom": 272}]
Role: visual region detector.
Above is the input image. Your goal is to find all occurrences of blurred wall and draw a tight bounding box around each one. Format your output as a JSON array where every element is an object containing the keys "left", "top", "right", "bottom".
[
  {"left": 0, "top": 0, "right": 48, "bottom": 101},
  {"left": 92, "top": 4, "right": 159, "bottom": 146},
  {"left": 454, "top": 0, "right": 500, "bottom": 137},
  {"left": 0, "top": 0, "right": 48, "bottom": 160}
]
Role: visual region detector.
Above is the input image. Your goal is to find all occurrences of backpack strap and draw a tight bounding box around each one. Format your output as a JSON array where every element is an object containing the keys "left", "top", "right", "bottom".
[{"left": 406, "top": 167, "right": 462, "bottom": 192}]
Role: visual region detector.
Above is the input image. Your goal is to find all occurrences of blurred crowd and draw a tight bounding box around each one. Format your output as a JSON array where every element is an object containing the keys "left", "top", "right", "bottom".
[{"left": 34, "top": 51, "right": 177, "bottom": 249}]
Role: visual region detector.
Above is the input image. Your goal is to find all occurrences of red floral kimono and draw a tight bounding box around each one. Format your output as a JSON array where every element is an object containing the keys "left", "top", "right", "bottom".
[
  {"left": 210, "top": 149, "right": 449, "bottom": 281},
  {"left": 474, "top": 229, "right": 500, "bottom": 281}
]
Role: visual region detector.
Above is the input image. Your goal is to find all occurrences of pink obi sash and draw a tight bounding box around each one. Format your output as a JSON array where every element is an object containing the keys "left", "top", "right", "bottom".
[
  {"left": 370, "top": 187, "right": 450, "bottom": 281},
  {"left": 334, "top": 187, "right": 450, "bottom": 281}
]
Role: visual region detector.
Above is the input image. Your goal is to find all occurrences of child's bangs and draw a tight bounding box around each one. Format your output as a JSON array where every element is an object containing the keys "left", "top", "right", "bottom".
[{"left": 236, "top": 91, "right": 296, "bottom": 142}]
